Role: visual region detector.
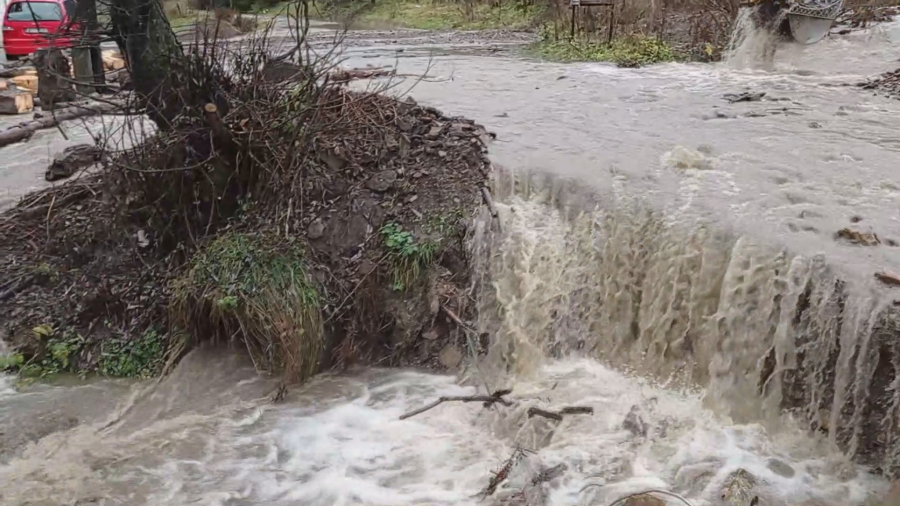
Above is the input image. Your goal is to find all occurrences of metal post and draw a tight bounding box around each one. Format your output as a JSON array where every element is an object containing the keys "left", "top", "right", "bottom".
[
  {"left": 607, "top": 4, "right": 615, "bottom": 44},
  {"left": 571, "top": 5, "right": 576, "bottom": 38}
]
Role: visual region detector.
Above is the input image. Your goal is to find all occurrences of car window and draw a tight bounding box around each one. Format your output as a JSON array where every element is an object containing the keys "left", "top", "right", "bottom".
[{"left": 6, "top": 2, "right": 63, "bottom": 21}]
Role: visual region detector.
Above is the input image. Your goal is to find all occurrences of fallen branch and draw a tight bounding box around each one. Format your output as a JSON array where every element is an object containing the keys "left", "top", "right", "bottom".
[
  {"left": 0, "top": 274, "right": 35, "bottom": 302},
  {"left": 441, "top": 304, "right": 473, "bottom": 331},
  {"left": 480, "top": 187, "right": 501, "bottom": 232},
  {"left": 399, "top": 388, "right": 512, "bottom": 420},
  {"left": 527, "top": 407, "right": 562, "bottom": 421},
  {"left": 527, "top": 405, "right": 594, "bottom": 422},
  {"left": 481, "top": 447, "right": 532, "bottom": 497},
  {"left": 330, "top": 67, "right": 396, "bottom": 83},
  {"left": 0, "top": 101, "right": 120, "bottom": 149}
]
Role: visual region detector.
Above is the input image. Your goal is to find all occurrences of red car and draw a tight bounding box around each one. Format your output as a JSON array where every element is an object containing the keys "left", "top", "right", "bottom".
[{"left": 2, "top": 0, "right": 77, "bottom": 59}]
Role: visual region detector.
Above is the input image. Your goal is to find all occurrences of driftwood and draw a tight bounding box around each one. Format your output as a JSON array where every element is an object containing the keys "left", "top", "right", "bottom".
[
  {"left": 330, "top": 68, "right": 396, "bottom": 83},
  {"left": 399, "top": 389, "right": 513, "bottom": 420},
  {"left": 481, "top": 187, "right": 502, "bottom": 232},
  {"left": 527, "top": 405, "right": 594, "bottom": 422},
  {"left": 0, "top": 101, "right": 119, "bottom": 149}
]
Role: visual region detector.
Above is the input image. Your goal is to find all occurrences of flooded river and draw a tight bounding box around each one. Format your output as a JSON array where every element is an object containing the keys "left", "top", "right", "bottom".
[{"left": 2, "top": 17, "right": 900, "bottom": 506}]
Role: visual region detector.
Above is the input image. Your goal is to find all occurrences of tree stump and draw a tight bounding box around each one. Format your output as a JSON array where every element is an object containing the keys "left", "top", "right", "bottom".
[{"left": 35, "top": 48, "right": 75, "bottom": 111}]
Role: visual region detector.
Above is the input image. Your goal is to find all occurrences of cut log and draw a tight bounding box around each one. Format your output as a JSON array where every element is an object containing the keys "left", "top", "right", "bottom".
[
  {"left": 0, "top": 90, "right": 34, "bottom": 114},
  {"left": 0, "top": 80, "right": 8, "bottom": 91},
  {"left": 101, "top": 49, "right": 126, "bottom": 71},
  {"left": 0, "top": 101, "right": 119, "bottom": 148},
  {"left": 10, "top": 75, "right": 38, "bottom": 93}
]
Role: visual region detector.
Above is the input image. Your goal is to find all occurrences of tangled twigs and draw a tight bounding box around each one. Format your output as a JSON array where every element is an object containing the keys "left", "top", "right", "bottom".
[
  {"left": 480, "top": 447, "right": 533, "bottom": 497},
  {"left": 399, "top": 388, "right": 513, "bottom": 420},
  {"left": 527, "top": 405, "right": 594, "bottom": 421}
]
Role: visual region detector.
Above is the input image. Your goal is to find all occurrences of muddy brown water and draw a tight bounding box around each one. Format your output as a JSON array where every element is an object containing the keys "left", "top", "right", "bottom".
[{"left": 2, "top": 18, "right": 900, "bottom": 506}]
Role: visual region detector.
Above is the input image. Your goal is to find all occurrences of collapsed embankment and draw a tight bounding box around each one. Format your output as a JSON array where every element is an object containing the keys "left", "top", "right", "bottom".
[{"left": 0, "top": 42, "right": 495, "bottom": 383}]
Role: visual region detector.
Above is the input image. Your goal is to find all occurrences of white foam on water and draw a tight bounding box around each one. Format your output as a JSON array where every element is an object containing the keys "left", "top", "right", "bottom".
[
  {"left": 136, "top": 361, "right": 887, "bottom": 506},
  {"left": 0, "top": 375, "right": 15, "bottom": 399}
]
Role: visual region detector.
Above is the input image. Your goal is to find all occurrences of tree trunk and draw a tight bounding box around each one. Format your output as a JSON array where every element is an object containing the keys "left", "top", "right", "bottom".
[{"left": 108, "top": 0, "right": 185, "bottom": 129}]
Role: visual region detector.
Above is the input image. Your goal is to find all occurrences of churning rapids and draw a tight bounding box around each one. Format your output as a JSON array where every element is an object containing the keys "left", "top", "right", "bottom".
[{"left": 3, "top": 16, "right": 900, "bottom": 506}]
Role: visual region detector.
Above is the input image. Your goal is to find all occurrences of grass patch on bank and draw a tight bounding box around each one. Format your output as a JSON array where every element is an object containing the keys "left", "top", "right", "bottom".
[
  {"left": 380, "top": 222, "right": 437, "bottom": 291},
  {"left": 530, "top": 35, "right": 679, "bottom": 67},
  {"left": 331, "top": 0, "right": 540, "bottom": 30},
  {"left": 171, "top": 232, "right": 323, "bottom": 382},
  {"left": 0, "top": 326, "right": 165, "bottom": 381}
]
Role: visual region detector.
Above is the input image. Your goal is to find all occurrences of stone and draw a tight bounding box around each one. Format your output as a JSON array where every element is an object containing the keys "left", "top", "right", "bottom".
[
  {"left": 0, "top": 90, "right": 33, "bottom": 114},
  {"left": 622, "top": 405, "right": 648, "bottom": 437},
  {"left": 623, "top": 493, "right": 666, "bottom": 506},
  {"left": 724, "top": 91, "right": 766, "bottom": 103},
  {"left": 426, "top": 125, "right": 443, "bottom": 139},
  {"left": 766, "top": 458, "right": 795, "bottom": 478},
  {"left": 721, "top": 468, "right": 758, "bottom": 506},
  {"left": 45, "top": 144, "right": 101, "bottom": 181},
  {"left": 307, "top": 218, "right": 325, "bottom": 240},
  {"left": 366, "top": 170, "right": 397, "bottom": 192},
  {"left": 438, "top": 345, "right": 462, "bottom": 369}
]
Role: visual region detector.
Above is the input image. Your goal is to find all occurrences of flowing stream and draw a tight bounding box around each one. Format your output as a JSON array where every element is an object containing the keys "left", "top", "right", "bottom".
[{"left": 3, "top": 16, "right": 900, "bottom": 506}]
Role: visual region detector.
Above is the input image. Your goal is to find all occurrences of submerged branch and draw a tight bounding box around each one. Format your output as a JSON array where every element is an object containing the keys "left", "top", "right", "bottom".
[{"left": 399, "top": 389, "right": 513, "bottom": 420}]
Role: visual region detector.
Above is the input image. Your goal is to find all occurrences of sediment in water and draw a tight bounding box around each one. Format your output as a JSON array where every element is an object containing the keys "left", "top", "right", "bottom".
[{"left": 473, "top": 166, "right": 900, "bottom": 477}]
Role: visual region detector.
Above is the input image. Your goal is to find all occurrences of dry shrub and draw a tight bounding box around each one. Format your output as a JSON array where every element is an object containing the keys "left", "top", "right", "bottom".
[
  {"left": 162, "top": 0, "right": 197, "bottom": 18},
  {"left": 171, "top": 232, "right": 323, "bottom": 381},
  {"left": 101, "top": 11, "right": 334, "bottom": 251}
]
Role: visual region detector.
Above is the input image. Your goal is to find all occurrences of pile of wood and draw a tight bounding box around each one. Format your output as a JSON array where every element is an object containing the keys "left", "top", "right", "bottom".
[{"left": 0, "top": 49, "right": 127, "bottom": 116}]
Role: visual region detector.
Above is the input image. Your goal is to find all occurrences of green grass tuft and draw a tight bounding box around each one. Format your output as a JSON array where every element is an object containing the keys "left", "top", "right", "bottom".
[
  {"left": 171, "top": 232, "right": 323, "bottom": 382},
  {"left": 380, "top": 222, "right": 437, "bottom": 291},
  {"left": 530, "top": 35, "right": 679, "bottom": 67}
]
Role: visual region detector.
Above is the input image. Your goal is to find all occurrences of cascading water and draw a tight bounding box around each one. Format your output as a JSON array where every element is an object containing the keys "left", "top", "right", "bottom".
[{"left": 481, "top": 167, "right": 900, "bottom": 477}]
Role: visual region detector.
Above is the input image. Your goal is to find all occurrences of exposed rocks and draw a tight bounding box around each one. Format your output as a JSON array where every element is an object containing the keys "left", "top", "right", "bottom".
[
  {"left": 307, "top": 218, "right": 325, "bottom": 240},
  {"left": 366, "top": 170, "right": 398, "bottom": 192},
  {"left": 859, "top": 67, "right": 900, "bottom": 99},
  {"left": 623, "top": 493, "right": 667, "bottom": 506},
  {"left": 622, "top": 405, "right": 648, "bottom": 437},
  {"left": 721, "top": 468, "right": 759, "bottom": 506},
  {"left": 724, "top": 91, "right": 766, "bottom": 103},
  {"left": 766, "top": 458, "right": 795, "bottom": 478}
]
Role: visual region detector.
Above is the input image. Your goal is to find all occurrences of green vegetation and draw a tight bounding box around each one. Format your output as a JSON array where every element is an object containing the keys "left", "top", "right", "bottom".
[
  {"left": 530, "top": 35, "right": 679, "bottom": 67},
  {"left": 98, "top": 329, "right": 166, "bottom": 378},
  {"left": 380, "top": 222, "right": 437, "bottom": 291},
  {"left": 330, "top": 0, "right": 541, "bottom": 30},
  {"left": 171, "top": 232, "right": 323, "bottom": 381},
  {"left": 3, "top": 325, "right": 165, "bottom": 381}
]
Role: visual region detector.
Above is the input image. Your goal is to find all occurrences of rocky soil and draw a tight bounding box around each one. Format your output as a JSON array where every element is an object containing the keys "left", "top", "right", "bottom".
[{"left": 0, "top": 86, "right": 495, "bottom": 380}]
